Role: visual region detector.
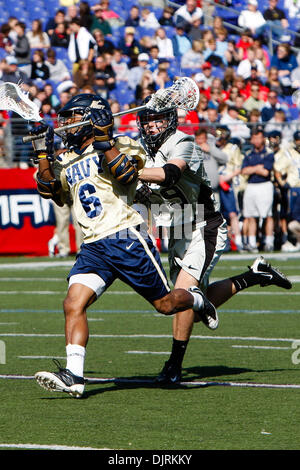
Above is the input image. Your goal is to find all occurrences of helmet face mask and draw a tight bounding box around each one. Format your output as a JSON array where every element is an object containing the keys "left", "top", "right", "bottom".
[
  {"left": 57, "top": 93, "right": 110, "bottom": 149},
  {"left": 137, "top": 105, "right": 178, "bottom": 153}
]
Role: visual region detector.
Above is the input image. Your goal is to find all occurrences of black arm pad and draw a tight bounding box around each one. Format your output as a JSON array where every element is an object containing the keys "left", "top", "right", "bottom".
[{"left": 161, "top": 163, "right": 182, "bottom": 188}]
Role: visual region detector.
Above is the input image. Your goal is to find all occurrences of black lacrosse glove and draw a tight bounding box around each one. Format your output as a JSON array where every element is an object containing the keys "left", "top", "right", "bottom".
[
  {"left": 29, "top": 122, "right": 55, "bottom": 163},
  {"left": 89, "top": 107, "right": 115, "bottom": 152}
]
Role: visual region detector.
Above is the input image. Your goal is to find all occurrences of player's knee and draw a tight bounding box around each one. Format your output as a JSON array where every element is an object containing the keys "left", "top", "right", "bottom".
[
  {"left": 153, "top": 295, "right": 173, "bottom": 315},
  {"left": 63, "top": 296, "right": 82, "bottom": 318}
]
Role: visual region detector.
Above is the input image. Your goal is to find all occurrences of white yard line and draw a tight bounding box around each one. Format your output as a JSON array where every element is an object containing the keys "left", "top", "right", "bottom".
[
  {"left": 0, "top": 332, "right": 299, "bottom": 342},
  {"left": 0, "top": 374, "right": 300, "bottom": 390},
  {"left": 0, "top": 443, "right": 109, "bottom": 450}
]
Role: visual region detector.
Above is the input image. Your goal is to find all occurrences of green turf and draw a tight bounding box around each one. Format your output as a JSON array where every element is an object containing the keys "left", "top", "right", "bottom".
[{"left": 0, "top": 254, "right": 300, "bottom": 450}]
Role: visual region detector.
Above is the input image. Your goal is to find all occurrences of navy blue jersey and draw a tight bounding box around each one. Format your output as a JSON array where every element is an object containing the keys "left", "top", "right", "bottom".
[{"left": 242, "top": 147, "right": 274, "bottom": 184}]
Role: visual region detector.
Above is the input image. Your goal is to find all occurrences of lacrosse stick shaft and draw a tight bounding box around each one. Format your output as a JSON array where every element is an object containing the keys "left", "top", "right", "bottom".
[{"left": 22, "top": 104, "right": 147, "bottom": 143}]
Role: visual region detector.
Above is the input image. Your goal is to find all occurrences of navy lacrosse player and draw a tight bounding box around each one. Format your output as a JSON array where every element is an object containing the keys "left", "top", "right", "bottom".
[
  {"left": 30, "top": 94, "right": 211, "bottom": 398},
  {"left": 135, "top": 97, "right": 292, "bottom": 384}
]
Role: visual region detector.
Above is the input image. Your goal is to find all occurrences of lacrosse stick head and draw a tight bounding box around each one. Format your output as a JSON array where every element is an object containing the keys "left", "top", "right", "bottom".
[
  {"left": 147, "top": 77, "right": 200, "bottom": 112},
  {"left": 0, "top": 82, "right": 42, "bottom": 121}
]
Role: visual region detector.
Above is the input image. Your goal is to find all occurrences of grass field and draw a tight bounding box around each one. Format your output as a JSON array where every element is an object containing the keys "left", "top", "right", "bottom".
[{"left": 0, "top": 252, "right": 300, "bottom": 451}]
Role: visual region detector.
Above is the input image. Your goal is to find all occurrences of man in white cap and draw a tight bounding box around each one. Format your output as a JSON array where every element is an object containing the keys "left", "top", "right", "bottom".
[
  {"left": 128, "top": 52, "right": 151, "bottom": 90},
  {"left": 238, "top": 0, "right": 266, "bottom": 36}
]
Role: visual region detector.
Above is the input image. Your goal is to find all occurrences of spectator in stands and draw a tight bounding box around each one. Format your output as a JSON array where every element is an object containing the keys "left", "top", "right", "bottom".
[
  {"left": 6, "top": 21, "right": 31, "bottom": 77},
  {"left": 181, "top": 39, "right": 204, "bottom": 70},
  {"left": 0, "top": 23, "right": 13, "bottom": 51},
  {"left": 92, "top": 72, "right": 110, "bottom": 99},
  {"left": 174, "top": 0, "right": 203, "bottom": 31},
  {"left": 147, "top": 45, "right": 160, "bottom": 72},
  {"left": 187, "top": 15, "right": 202, "bottom": 42},
  {"left": 111, "top": 48, "right": 130, "bottom": 82},
  {"left": 154, "top": 27, "right": 174, "bottom": 60},
  {"left": 128, "top": 52, "right": 150, "bottom": 90},
  {"left": 68, "top": 18, "right": 95, "bottom": 70},
  {"left": 243, "top": 82, "right": 266, "bottom": 113},
  {"left": 158, "top": 6, "right": 175, "bottom": 27},
  {"left": 30, "top": 50, "right": 50, "bottom": 81},
  {"left": 222, "top": 67, "right": 235, "bottom": 92},
  {"left": 241, "top": 127, "right": 275, "bottom": 252},
  {"left": 89, "top": 3, "right": 112, "bottom": 35},
  {"left": 139, "top": 8, "right": 160, "bottom": 29},
  {"left": 73, "top": 59, "right": 95, "bottom": 90},
  {"left": 1, "top": 55, "right": 31, "bottom": 85},
  {"left": 215, "top": 27, "right": 229, "bottom": 61},
  {"left": 125, "top": 5, "right": 140, "bottom": 27},
  {"left": 94, "top": 54, "right": 116, "bottom": 90},
  {"left": 236, "top": 29, "right": 254, "bottom": 61},
  {"left": 44, "top": 83, "right": 60, "bottom": 111},
  {"left": 135, "top": 69, "right": 156, "bottom": 104},
  {"left": 200, "top": 61, "right": 213, "bottom": 88},
  {"left": 220, "top": 105, "right": 251, "bottom": 141},
  {"left": 92, "top": 0, "right": 123, "bottom": 28},
  {"left": 265, "top": 66, "right": 284, "bottom": 96},
  {"left": 78, "top": 1, "right": 93, "bottom": 30},
  {"left": 203, "top": 38, "right": 224, "bottom": 68},
  {"left": 263, "top": 0, "right": 290, "bottom": 42},
  {"left": 237, "top": 0, "right": 266, "bottom": 38},
  {"left": 252, "top": 38, "right": 270, "bottom": 69},
  {"left": 196, "top": 93, "right": 209, "bottom": 122},
  {"left": 171, "top": 24, "right": 192, "bottom": 58},
  {"left": 261, "top": 90, "right": 282, "bottom": 121},
  {"left": 50, "top": 21, "right": 70, "bottom": 48},
  {"left": 118, "top": 27, "right": 141, "bottom": 64},
  {"left": 270, "top": 43, "right": 297, "bottom": 95},
  {"left": 45, "top": 9, "right": 66, "bottom": 37},
  {"left": 91, "top": 29, "right": 115, "bottom": 58},
  {"left": 26, "top": 19, "right": 50, "bottom": 50},
  {"left": 45, "top": 48, "right": 71, "bottom": 84},
  {"left": 236, "top": 47, "right": 265, "bottom": 80}
]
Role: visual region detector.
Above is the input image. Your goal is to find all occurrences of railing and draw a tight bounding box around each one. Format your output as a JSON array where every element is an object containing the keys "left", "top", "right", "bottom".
[{"left": 1, "top": 117, "right": 299, "bottom": 168}]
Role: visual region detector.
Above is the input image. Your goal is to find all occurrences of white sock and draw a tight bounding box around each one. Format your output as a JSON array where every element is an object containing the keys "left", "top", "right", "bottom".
[
  {"left": 66, "top": 344, "right": 86, "bottom": 378},
  {"left": 235, "top": 235, "right": 243, "bottom": 247},
  {"left": 249, "top": 235, "right": 256, "bottom": 248},
  {"left": 190, "top": 290, "right": 204, "bottom": 311},
  {"left": 265, "top": 235, "right": 274, "bottom": 247}
]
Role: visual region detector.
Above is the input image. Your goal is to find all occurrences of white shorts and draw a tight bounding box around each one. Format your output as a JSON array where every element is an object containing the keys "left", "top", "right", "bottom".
[
  {"left": 168, "top": 215, "right": 228, "bottom": 291},
  {"left": 243, "top": 181, "right": 274, "bottom": 218}
]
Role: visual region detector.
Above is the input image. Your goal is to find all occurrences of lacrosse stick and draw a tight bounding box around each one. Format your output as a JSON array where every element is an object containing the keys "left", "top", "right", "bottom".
[
  {"left": 19, "top": 77, "right": 199, "bottom": 143},
  {"left": 0, "top": 82, "right": 42, "bottom": 122}
]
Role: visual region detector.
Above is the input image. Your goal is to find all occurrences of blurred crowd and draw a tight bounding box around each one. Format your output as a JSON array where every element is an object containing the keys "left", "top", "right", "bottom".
[{"left": 1, "top": 0, "right": 300, "bottom": 253}]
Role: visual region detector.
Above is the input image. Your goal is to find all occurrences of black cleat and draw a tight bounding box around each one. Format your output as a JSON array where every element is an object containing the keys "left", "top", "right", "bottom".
[
  {"left": 35, "top": 359, "right": 85, "bottom": 398},
  {"left": 155, "top": 361, "right": 182, "bottom": 384},
  {"left": 249, "top": 256, "right": 292, "bottom": 290},
  {"left": 189, "top": 286, "right": 219, "bottom": 330}
]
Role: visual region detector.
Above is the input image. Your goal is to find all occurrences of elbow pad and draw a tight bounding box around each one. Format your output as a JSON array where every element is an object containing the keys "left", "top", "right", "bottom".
[
  {"left": 36, "top": 173, "right": 63, "bottom": 206},
  {"left": 161, "top": 163, "right": 182, "bottom": 188},
  {"left": 107, "top": 153, "right": 138, "bottom": 184}
]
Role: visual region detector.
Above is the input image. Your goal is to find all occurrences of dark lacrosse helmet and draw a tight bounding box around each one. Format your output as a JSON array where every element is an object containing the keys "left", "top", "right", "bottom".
[
  {"left": 215, "top": 125, "right": 231, "bottom": 147},
  {"left": 267, "top": 130, "right": 282, "bottom": 151},
  {"left": 57, "top": 93, "right": 111, "bottom": 149},
  {"left": 137, "top": 96, "right": 178, "bottom": 152}
]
